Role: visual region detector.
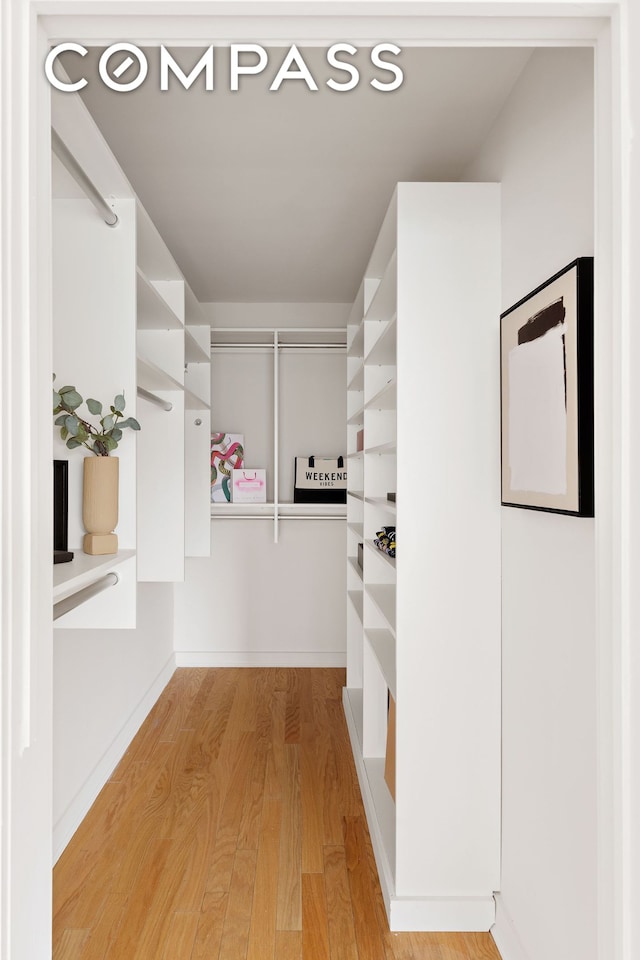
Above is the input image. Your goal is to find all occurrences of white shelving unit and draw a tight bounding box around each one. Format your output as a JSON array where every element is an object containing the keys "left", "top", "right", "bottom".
[
  {"left": 51, "top": 187, "right": 212, "bottom": 623},
  {"left": 210, "top": 327, "right": 347, "bottom": 543},
  {"left": 135, "top": 207, "right": 212, "bottom": 577},
  {"left": 52, "top": 196, "right": 138, "bottom": 629},
  {"left": 344, "top": 182, "right": 502, "bottom": 932}
]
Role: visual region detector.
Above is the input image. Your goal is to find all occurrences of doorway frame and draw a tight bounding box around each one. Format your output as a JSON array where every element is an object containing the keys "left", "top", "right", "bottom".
[{"left": 1, "top": 3, "right": 636, "bottom": 959}]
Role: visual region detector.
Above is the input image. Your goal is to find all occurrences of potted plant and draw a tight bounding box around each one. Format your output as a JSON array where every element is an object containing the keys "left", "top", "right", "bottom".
[{"left": 52, "top": 380, "right": 140, "bottom": 555}]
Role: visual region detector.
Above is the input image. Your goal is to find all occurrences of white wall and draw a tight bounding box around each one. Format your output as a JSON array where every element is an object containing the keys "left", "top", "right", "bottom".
[
  {"left": 174, "top": 302, "right": 349, "bottom": 665},
  {"left": 53, "top": 584, "right": 175, "bottom": 859},
  {"left": 465, "top": 48, "right": 596, "bottom": 960}
]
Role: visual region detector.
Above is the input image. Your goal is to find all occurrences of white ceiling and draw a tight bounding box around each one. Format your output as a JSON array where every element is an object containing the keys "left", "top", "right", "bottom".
[{"left": 64, "top": 46, "right": 531, "bottom": 303}]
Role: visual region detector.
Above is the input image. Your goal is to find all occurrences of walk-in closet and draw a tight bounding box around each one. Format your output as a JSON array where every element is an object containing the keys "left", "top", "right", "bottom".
[{"left": 36, "top": 31, "right": 601, "bottom": 960}]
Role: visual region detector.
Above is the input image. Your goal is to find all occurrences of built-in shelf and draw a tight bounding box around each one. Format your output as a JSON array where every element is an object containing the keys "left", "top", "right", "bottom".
[
  {"left": 348, "top": 522, "right": 364, "bottom": 538},
  {"left": 364, "top": 252, "right": 397, "bottom": 324},
  {"left": 136, "top": 267, "right": 183, "bottom": 330},
  {"left": 347, "top": 405, "right": 365, "bottom": 426},
  {"left": 347, "top": 363, "right": 365, "bottom": 392},
  {"left": 137, "top": 354, "right": 183, "bottom": 393},
  {"left": 347, "top": 322, "right": 364, "bottom": 358},
  {"left": 365, "top": 539, "right": 396, "bottom": 569},
  {"left": 365, "top": 628, "right": 396, "bottom": 699},
  {"left": 365, "top": 316, "right": 397, "bottom": 366},
  {"left": 366, "top": 583, "right": 396, "bottom": 633},
  {"left": 53, "top": 549, "right": 136, "bottom": 604},
  {"left": 347, "top": 451, "right": 364, "bottom": 461},
  {"left": 210, "top": 502, "right": 347, "bottom": 519},
  {"left": 184, "top": 387, "right": 211, "bottom": 411},
  {"left": 348, "top": 556, "right": 364, "bottom": 581},
  {"left": 348, "top": 589, "right": 364, "bottom": 623},
  {"left": 365, "top": 379, "right": 397, "bottom": 411},
  {"left": 185, "top": 328, "right": 210, "bottom": 363},
  {"left": 365, "top": 441, "right": 397, "bottom": 456},
  {"left": 365, "top": 496, "right": 396, "bottom": 516},
  {"left": 348, "top": 490, "right": 365, "bottom": 501}
]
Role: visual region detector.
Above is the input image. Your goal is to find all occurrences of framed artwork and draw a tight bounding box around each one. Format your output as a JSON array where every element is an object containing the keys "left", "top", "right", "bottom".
[{"left": 500, "top": 257, "right": 594, "bottom": 516}]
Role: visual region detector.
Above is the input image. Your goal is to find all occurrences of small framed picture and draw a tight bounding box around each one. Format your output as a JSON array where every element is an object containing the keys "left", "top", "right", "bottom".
[{"left": 500, "top": 258, "right": 594, "bottom": 516}]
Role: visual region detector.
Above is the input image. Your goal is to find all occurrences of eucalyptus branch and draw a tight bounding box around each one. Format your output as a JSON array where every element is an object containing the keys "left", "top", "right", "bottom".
[{"left": 52, "top": 378, "right": 141, "bottom": 456}]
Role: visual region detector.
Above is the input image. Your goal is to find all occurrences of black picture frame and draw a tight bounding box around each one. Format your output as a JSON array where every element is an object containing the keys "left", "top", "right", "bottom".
[
  {"left": 500, "top": 257, "right": 594, "bottom": 517},
  {"left": 53, "top": 459, "right": 74, "bottom": 563}
]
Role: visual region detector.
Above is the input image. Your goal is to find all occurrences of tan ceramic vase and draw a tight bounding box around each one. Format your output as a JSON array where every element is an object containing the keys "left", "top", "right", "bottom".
[{"left": 82, "top": 456, "right": 119, "bottom": 555}]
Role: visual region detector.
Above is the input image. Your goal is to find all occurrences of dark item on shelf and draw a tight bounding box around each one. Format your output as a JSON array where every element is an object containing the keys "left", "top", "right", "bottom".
[
  {"left": 356, "top": 429, "right": 364, "bottom": 452},
  {"left": 53, "top": 459, "right": 74, "bottom": 564},
  {"left": 374, "top": 526, "right": 396, "bottom": 559},
  {"left": 387, "top": 492, "right": 396, "bottom": 502},
  {"left": 357, "top": 542, "right": 364, "bottom": 570},
  {"left": 293, "top": 455, "right": 347, "bottom": 504}
]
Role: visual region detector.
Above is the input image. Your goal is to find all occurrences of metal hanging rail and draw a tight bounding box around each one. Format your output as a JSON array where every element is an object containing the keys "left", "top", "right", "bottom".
[
  {"left": 137, "top": 386, "right": 173, "bottom": 412},
  {"left": 53, "top": 572, "right": 119, "bottom": 621},
  {"left": 51, "top": 128, "right": 119, "bottom": 228}
]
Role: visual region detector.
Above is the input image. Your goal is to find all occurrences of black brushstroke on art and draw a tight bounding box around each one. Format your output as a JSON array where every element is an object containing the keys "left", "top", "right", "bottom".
[{"left": 517, "top": 297, "right": 568, "bottom": 407}]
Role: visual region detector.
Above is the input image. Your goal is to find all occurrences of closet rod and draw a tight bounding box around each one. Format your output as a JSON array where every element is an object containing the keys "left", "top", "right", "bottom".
[
  {"left": 137, "top": 386, "right": 173, "bottom": 412},
  {"left": 51, "top": 129, "right": 119, "bottom": 228},
  {"left": 53, "top": 572, "right": 119, "bottom": 621},
  {"left": 210, "top": 342, "right": 346, "bottom": 350}
]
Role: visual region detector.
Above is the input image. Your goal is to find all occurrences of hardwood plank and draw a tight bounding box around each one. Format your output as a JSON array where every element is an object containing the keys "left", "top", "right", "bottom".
[
  {"left": 462, "top": 932, "right": 503, "bottom": 960},
  {"left": 323, "top": 845, "right": 358, "bottom": 960},
  {"left": 300, "top": 720, "right": 325, "bottom": 873},
  {"left": 110, "top": 731, "right": 196, "bottom": 894},
  {"left": 432, "top": 932, "right": 469, "bottom": 960},
  {"left": 246, "top": 838, "right": 279, "bottom": 960},
  {"left": 390, "top": 933, "right": 445, "bottom": 960},
  {"left": 302, "top": 873, "right": 330, "bottom": 960},
  {"left": 218, "top": 849, "right": 258, "bottom": 960},
  {"left": 78, "top": 893, "right": 127, "bottom": 960},
  {"left": 275, "top": 931, "right": 303, "bottom": 960},
  {"left": 160, "top": 912, "right": 200, "bottom": 960},
  {"left": 277, "top": 744, "right": 302, "bottom": 931},
  {"left": 284, "top": 669, "right": 301, "bottom": 744},
  {"left": 159, "top": 667, "right": 209, "bottom": 741},
  {"left": 343, "top": 816, "right": 387, "bottom": 960},
  {"left": 190, "top": 890, "right": 228, "bottom": 960},
  {"left": 264, "top": 691, "right": 286, "bottom": 799},
  {"left": 238, "top": 740, "right": 268, "bottom": 851},
  {"left": 102, "top": 839, "right": 173, "bottom": 959},
  {"left": 54, "top": 929, "right": 90, "bottom": 960}
]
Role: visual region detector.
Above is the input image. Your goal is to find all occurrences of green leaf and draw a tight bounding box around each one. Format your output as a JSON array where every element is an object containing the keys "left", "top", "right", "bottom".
[
  {"left": 86, "top": 398, "right": 102, "bottom": 416},
  {"left": 54, "top": 414, "right": 67, "bottom": 426},
  {"left": 110, "top": 427, "right": 123, "bottom": 442},
  {"left": 102, "top": 414, "right": 115, "bottom": 431},
  {"left": 66, "top": 437, "right": 82, "bottom": 449},
  {"left": 76, "top": 425, "right": 89, "bottom": 442},
  {"left": 64, "top": 390, "right": 83, "bottom": 410},
  {"left": 58, "top": 385, "right": 75, "bottom": 395},
  {"left": 65, "top": 415, "right": 79, "bottom": 437},
  {"left": 114, "top": 393, "right": 125, "bottom": 413},
  {"left": 102, "top": 435, "right": 117, "bottom": 452},
  {"left": 53, "top": 389, "right": 61, "bottom": 408},
  {"left": 127, "top": 417, "right": 141, "bottom": 431},
  {"left": 60, "top": 426, "right": 68, "bottom": 441}
]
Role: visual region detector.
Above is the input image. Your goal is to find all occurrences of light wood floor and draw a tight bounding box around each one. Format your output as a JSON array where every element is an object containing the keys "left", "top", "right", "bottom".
[{"left": 53, "top": 668, "right": 502, "bottom": 960}]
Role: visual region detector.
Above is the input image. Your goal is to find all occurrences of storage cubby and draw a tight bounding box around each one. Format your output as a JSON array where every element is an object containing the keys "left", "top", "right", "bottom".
[
  {"left": 209, "top": 327, "right": 347, "bottom": 542},
  {"left": 344, "top": 182, "right": 502, "bottom": 931}
]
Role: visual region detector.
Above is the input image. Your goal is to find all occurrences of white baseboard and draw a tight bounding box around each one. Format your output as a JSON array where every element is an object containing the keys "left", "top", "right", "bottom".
[
  {"left": 491, "top": 894, "right": 532, "bottom": 960},
  {"left": 52, "top": 653, "right": 176, "bottom": 863},
  {"left": 174, "top": 650, "right": 347, "bottom": 668},
  {"left": 342, "top": 687, "right": 496, "bottom": 933}
]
